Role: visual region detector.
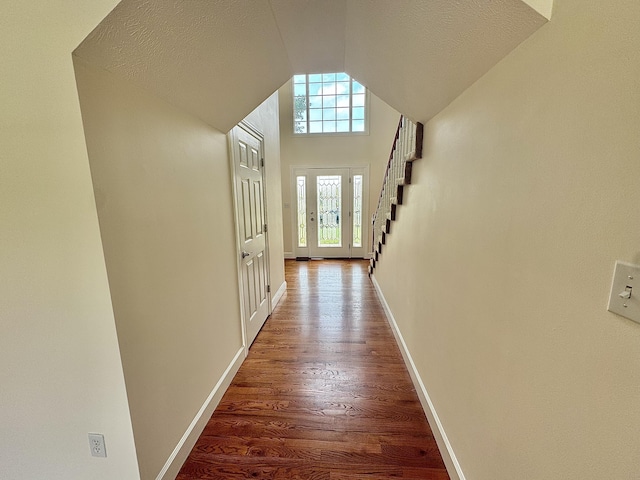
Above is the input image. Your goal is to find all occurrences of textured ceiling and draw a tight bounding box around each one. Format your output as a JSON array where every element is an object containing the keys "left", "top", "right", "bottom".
[
  {"left": 75, "top": 0, "right": 550, "bottom": 132},
  {"left": 75, "top": 0, "right": 292, "bottom": 132},
  {"left": 344, "top": 0, "right": 548, "bottom": 123},
  {"left": 522, "top": 0, "right": 554, "bottom": 19},
  {"left": 270, "top": 0, "right": 347, "bottom": 74}
]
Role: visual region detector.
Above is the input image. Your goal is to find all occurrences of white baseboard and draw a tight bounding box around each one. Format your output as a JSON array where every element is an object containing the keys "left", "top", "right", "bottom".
[
  {"left": 155, "top": 347, "right": 246, "bottom": 480},
  {"left": 272, "top": 281, "right": 287, "bottom": 309},
  {"left": 284, "top": 252, "right": 295, "bottom": 259},
  {"left": 370, "top": 275, "right": 466, "bottom": 480}
]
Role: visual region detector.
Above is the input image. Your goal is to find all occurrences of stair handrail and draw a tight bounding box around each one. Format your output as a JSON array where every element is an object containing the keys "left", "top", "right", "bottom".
[{"left": 371, "top": 116, "right": 423, "bottom": 263}]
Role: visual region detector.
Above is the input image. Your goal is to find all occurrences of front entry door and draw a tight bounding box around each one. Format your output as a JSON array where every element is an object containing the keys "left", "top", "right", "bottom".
[
  {"left": 231, "top": 124, "right": 270, "bottom": 347},
  {"left": 293, "top": 167, "right": 368, "bottom": 259},
  {"left": 308, "top": 168, "right": 350, "bottom": 257}
]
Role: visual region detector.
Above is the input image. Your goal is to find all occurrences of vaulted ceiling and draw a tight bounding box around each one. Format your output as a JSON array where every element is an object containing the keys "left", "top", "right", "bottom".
[{"left": 74, "top": 0, "right": 551, "bottom": 132}]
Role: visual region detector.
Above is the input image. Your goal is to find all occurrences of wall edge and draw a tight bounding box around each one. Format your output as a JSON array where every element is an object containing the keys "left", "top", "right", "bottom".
[
  {"left": 155, "top": 347, "right": 246, "bottom": 480},
  {"left": 272, "top": 280, "right": 288, "bottom": 310},
  {"left": 371, "top": 274, "right": 466, "bottom": 480}
]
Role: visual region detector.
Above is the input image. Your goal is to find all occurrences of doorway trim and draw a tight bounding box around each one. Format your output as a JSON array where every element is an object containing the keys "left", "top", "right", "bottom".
[{"left": 291, "top": 165, "right": 369, "bottom": 259}]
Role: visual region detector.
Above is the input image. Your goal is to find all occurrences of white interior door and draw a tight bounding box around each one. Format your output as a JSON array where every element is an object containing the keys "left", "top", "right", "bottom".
[
  {"left": 293, "top": 167, "right": 368, "bottom": 259},
  {"left": 232, "top": 124, "right": 270, "bottom": 347}
]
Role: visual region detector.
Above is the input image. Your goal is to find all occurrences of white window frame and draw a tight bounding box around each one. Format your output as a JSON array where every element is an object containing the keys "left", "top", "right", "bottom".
[{"left": 292, "top": 73, "right": 369, "bottom": 135}]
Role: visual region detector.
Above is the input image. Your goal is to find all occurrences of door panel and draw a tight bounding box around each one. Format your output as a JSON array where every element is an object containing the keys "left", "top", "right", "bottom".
[{"left": 233, "top": 125, "right": 270, "bottom": 347}]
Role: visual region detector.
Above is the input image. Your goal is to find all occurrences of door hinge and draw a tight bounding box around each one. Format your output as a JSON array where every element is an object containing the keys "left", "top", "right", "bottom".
[
  {"left": 267, "top": 285, "right": 271, "bottom": 293},
  {"left": 264, "top": 223, "right": 268, "bottom": 232},
  {"left": 261, "top": 158, "right": 264, "bottom": 167}
]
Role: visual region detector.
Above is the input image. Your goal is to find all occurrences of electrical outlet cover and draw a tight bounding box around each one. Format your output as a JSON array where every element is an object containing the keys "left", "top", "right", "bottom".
[
  {"left": 607, "top": 261, "right": 640, "bottom": 324},
  {"left": 88, "top": 433, "right": 107, "bottom": 458}
]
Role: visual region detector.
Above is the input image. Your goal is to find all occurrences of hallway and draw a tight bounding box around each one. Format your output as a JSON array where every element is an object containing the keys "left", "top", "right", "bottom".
[{"left": 177, "top": 260, "right": 449, "bottom": 479}]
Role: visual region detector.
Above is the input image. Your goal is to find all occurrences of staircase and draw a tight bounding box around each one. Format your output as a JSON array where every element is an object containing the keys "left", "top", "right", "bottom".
[{"left": 369, "top": 116, "right": 423, "bottom": 275}]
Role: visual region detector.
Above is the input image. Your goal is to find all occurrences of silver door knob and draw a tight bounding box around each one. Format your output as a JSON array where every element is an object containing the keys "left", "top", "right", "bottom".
[{"left": 241, "top": 251, "right": 250, "bottom": 259}]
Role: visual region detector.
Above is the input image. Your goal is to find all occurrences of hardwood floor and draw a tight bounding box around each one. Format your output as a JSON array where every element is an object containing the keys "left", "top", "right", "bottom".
[{"left": 177, "top": 259, "right": 449, "bottom": 479}]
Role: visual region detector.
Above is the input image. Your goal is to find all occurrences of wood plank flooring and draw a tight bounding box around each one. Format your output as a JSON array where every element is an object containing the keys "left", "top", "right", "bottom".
[{"left": 177, "top": 259, "right": 449, "bottom": 479}]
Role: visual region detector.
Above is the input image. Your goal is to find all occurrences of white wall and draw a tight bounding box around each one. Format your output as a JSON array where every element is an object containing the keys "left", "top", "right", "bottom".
[
  {"left": 278, "top": 80, "right": 400, "bottom": 256},
  {"left": 0, "top": 2, "right": 140, "bottom": 479},
  {"left": 75, "top": 60, "right": 285, "bottom": 480},
  {"left": 74, "top": 59, "right": 241, "bottom": 479},
  {"left": 374, "top": 1, "right": 640, "bottom": 479},
  {"left": 244, "top": 95, "right": 287, "bottom": 297}
]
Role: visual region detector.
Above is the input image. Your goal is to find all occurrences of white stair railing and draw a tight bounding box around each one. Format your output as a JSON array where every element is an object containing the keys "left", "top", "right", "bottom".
[{"left": 370, "top": 116, "right": 423, "bottom": 273}]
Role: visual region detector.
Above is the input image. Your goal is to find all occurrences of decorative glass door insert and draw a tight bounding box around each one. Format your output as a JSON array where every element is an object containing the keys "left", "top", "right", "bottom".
[
  {"left": 317, "top": 175, "right": 342, "bottom": 247},
  {"left": 296, "top": 176, "right": 307, "bottom": 247},
  {"left": 352, "top": 174, "right": 363, "bottom": 248}
]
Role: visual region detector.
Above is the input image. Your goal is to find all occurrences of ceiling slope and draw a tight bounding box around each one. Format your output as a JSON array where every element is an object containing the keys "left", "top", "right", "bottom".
[
  {"left": 270, "top": 0, "right": 347, "bottom": 74},
  {"left": 522, "top": 0, "right": 554, "bottom": 19},
  {"left": 74, "top": 0, "right": 292, "bottom": 133},
  {"left": 75, "top": 0, "right": 550, "bottom": 132},
  {"left": 344, "top": 0, "right": 548, "bottom": 124}
]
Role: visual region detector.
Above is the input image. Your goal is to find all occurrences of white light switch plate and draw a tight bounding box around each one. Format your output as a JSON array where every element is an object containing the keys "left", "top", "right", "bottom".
[{"left": 607, "top": 261, "right": 640, "bottom": 324}]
